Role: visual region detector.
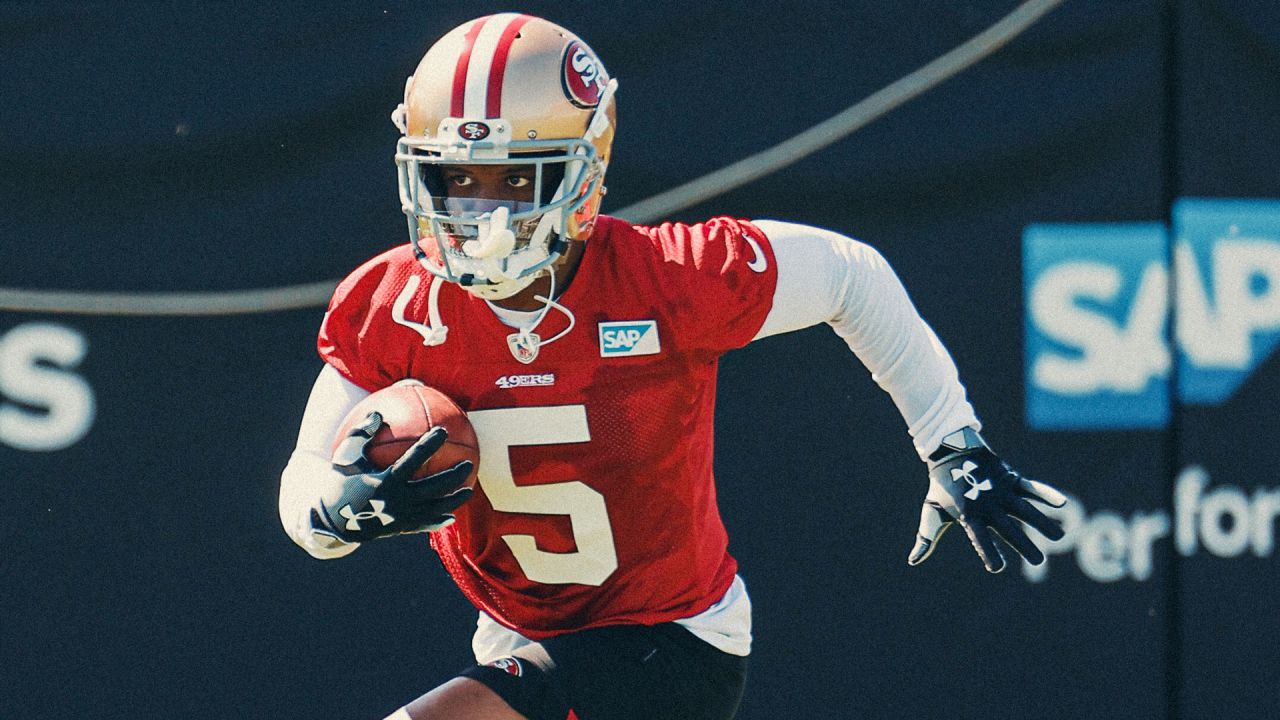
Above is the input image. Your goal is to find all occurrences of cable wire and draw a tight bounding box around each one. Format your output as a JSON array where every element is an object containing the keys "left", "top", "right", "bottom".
[
  {"left": 0, "top": 282, "right": 338, "bottom": 316},
  {"left": 614, "top": 0, "right": 1064, "bottom": 223}
]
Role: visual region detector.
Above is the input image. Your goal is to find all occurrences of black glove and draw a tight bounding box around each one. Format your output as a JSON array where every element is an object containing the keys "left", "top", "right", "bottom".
[
  {"left": 908, "top": 427, "right": 1067, "bottom": 573},
  {"left": 311, "top": 411, "right": 475, "bottom": 543}
]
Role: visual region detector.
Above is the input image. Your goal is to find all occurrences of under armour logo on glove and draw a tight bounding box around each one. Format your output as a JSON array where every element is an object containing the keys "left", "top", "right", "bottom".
[
  {"left": 340, "top": 499, "right": 395, "bottom": 531},
  {"left": 950, "top": 460, "right": 993, "bottom": 500},
  {"left": 909, "top": 427, "right": 1068, "bottom": 573},
  {"left": 311, "top": 412, "right": 475, "bottom": 543}
]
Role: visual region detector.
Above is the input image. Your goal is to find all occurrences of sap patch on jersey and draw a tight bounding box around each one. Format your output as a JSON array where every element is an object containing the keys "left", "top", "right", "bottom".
[{"left": 598, "top": 320, "right": 660, "bottom": 357}]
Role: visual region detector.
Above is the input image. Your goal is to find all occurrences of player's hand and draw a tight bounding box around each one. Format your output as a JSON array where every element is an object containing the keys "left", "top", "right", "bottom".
[
  {"left": 310, "top": 411, "right": 474, "bottom": 543},
  {"left": 908, "top": 427, "right": 1067, "bottom": 573}
]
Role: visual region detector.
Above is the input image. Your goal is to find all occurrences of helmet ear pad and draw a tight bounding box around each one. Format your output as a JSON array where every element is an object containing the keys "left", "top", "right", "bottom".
[{"left": 567, "top": 93, "right": 617, "bottom": 240}]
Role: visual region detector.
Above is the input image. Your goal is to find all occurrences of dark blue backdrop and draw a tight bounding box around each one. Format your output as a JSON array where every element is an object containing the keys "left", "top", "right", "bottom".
[{"left": 3, "top": 2, "right": 1278, "bottom": 718}]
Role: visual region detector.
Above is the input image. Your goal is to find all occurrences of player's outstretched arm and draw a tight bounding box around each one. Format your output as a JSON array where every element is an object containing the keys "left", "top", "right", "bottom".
[
  {"left": 749, "top": 221, "right": 1067, "bottom": 572},
  {"left": 908, "top": 427, "right": 1067, "bottom": 572}
]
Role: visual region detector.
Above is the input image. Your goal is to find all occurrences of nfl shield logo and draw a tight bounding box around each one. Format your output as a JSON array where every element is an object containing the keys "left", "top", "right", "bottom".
[{"left": 507, "top": 332, "right": 541, "bottom": 364}]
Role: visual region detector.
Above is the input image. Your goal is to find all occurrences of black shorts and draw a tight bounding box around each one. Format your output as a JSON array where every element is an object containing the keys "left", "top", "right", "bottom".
[{"left": 459, "top": 623, "right": 749, "bottom": 720}]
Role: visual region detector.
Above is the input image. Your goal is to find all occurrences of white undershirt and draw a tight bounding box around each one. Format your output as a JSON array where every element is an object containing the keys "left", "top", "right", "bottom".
[
  {"left": 278, "top": 220, "right": 979, "bottom": 658},
  {"left": 751, "top": 220, "right": 978, "bottom": 458}
]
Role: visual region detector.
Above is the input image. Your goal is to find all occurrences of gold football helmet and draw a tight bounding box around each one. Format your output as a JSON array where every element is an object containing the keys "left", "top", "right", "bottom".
[{"left": 394, "top": 14, "right": 618, "bottom": 299}]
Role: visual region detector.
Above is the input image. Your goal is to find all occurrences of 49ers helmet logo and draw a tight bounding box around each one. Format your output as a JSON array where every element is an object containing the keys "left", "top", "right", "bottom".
[
  {"left": 561, "top": 40, "right": 606, "bottom": 108},
  {"left": 458, "top": 121, "right": 491, "bottom": 140}
]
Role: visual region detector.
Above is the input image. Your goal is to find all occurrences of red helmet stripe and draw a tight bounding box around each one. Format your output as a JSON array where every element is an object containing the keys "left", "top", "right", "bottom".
[
  {"left": 485, "top": 14, "right": 533, "bottom": 118},
  {"left": 450, "top": 17, "right": 490, "bottom": 118}
]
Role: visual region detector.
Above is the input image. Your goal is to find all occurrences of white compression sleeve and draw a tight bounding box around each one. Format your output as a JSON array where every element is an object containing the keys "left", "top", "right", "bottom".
[
  {"left": 277, "top": 363, "right": 370, "bottom": 559},
  {"left": 752, "top": 220, "right": 980, "bottom": 460}
]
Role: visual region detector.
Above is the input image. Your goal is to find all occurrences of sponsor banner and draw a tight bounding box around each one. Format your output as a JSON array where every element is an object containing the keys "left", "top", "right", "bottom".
[
  {"left": 1023, "top": 198, "right": 1280, "bottom": 429},
  {"left": 1024, "top": 222, "right": 1169, "bottom": 429},
  {"left": 1025, "top": 465, "right": 1280, "bottom": 583},
  {"left": 1173, "top": 198, "right": 1280, "bottom": 404}
]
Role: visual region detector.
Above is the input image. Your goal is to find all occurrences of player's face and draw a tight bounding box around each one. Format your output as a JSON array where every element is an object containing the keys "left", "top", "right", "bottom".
[
  {"left": 440, "top": 164, "right": 537, "bottom": 204},
  {"left": 427, "top": 161, "right": 582, "bottom": 312}
]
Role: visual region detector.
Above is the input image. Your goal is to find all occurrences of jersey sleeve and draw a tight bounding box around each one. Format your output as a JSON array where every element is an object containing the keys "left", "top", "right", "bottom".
[
  {"left": 642, "top": 217, "right": 778, "bottom": 354},
  {"left": 316, "top": 249, "right": 415, "bottom": 391}
]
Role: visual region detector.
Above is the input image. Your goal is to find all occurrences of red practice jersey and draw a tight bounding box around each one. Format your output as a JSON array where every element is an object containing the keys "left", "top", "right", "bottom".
[{"left": 318, "top": 215, "right": 778, "bottom": 639}]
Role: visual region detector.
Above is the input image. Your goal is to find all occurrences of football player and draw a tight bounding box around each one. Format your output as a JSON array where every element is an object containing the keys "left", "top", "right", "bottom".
[{"left": 278, "top": 13, "right": 1067, "bottom": 720}]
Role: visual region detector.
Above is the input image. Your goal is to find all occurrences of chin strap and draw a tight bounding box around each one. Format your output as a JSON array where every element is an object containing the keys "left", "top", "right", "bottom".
[
  {"left": 390, "top": 266, "right": 577, "bottom": 356},
  {"left": 391, "top": 273, "right": 448, "bottom": 346},
  {"left": 486, "top": 265, "right": 577, "bottom": 365}
]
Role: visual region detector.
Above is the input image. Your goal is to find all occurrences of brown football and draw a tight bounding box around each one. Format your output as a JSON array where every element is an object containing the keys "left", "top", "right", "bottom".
[{"left": 331, "top": 381, "right": 479, "bottom": 486}]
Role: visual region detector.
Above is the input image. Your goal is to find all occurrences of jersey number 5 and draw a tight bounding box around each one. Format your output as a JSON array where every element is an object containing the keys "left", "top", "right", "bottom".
[{"left": 468, "top": 405, "right": 618, "bottom": 586}]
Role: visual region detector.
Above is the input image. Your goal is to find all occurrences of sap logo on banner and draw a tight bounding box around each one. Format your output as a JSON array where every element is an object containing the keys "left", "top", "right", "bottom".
[
  {"left": 0, "top": 323, "right": 95, "bottom": 451},
  {"left": 1024, "top": 223, "right": 1171, "bottom": 428},
  {"left": 1024, "top": 198, "right": 1280, "bottom": 429}
]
